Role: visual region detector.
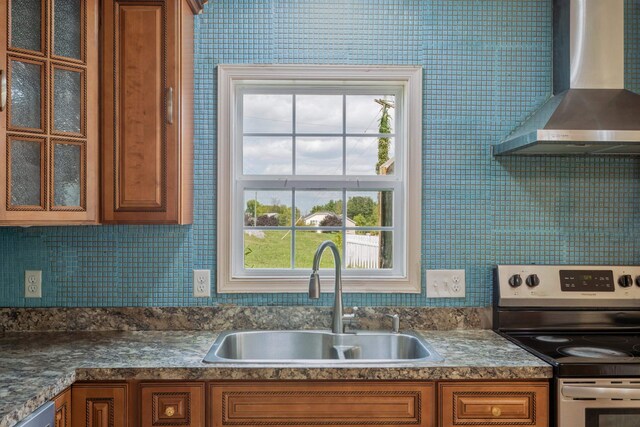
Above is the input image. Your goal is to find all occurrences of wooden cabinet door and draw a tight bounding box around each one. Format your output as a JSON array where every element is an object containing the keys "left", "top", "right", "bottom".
[
  {"left": 439, "top": 382, "right": 549, "bottom": 427},
  {"left": 140, "top": 382, "right": 204, "bottom": 427},
  {"left": 101, "top": 0, "right": 193, "bottom": 224},
  {"left": 54, "top": 388, "right": 72, "bottom": 427},
  {"left": 210, "top": 381, "right": 435, "bottom": 427},
  {"left": 71, "top": 383, "right": 128, "bottom": 427},
  {"left": 0, "top": 0, "right": 99, "bottom": 225}
]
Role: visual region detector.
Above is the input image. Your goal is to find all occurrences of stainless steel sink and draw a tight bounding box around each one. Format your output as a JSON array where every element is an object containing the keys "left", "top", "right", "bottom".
[{"left": 202, "top": 330, "right": 443, "bottom": 364}]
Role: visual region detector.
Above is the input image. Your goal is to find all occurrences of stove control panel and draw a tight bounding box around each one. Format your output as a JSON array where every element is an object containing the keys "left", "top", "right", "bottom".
[{"left": 496, "top": 265, "right": 640, "bottom": 307}]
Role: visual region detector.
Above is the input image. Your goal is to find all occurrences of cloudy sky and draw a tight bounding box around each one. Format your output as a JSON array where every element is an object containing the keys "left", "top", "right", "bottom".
[{"left": 242, "top": 94, "right": 396, "bottom": 215}]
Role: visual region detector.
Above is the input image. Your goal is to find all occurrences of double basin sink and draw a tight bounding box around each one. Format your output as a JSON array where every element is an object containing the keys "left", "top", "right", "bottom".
[{"left": 203, "top": 330, "right": 443, "bottom": 364}]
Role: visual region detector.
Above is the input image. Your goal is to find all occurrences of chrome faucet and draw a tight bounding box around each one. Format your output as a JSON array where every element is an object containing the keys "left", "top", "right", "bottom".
[{"left": 308, "top": 240, "right": 354, "bottom": 334}]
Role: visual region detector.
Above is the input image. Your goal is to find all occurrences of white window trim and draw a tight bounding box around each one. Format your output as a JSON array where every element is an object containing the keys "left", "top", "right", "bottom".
[{"left": 217, "top": 65, "right": 423, "bottom": 294}]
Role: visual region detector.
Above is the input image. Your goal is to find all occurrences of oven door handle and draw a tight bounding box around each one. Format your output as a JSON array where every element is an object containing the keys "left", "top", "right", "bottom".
[{"left": 563, "top": 385, "right": 640, "bottom": 400}]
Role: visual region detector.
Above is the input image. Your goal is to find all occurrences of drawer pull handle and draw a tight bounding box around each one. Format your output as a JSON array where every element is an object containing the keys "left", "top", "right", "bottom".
[
  {"left": 166, "top": 87, "right": 174, "bottom": 124},
  {"left": 165, "top": 406, "right": 176, "bottom": 417},
  {"left": 491, "top": 406, "right": 502, "bottom": 417},
  {"left": 0, "top": 69, "right": 6, "bottom": 112}
]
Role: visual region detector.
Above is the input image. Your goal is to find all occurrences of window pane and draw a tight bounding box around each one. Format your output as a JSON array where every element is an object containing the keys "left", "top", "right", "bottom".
[
  {"left": 243, "top": 136, "right": 292, "bottom": 175},
  {"left": 346, "top": 137, "right": 395, "bottom": 176},
  {"left": 244, "top": 190, "right": 292, "bottom": 227},
  {"left": 10, "top": 59, "right": 42, "bottom": 130},
  {"left": 243, "top": 94, "right": 292, "bottom": 133},
  {"left": 296, "top": 95, "right": 342, "bottom": 134},
  {"left": 54, "top": 0, "right": 82, "bottom": 60},
  {"left": 53, "top": 68, "right": 82, "bottom": 133},
  {"left": 346, "top": 191, "right": 393, "bottom": 227},
  {"left": 244, "top": 230, "right": 291, "bottom": 269},
  {"left": 10, "top": 0, "right": 41, "bottom": 52},
  {"left": 346, "top": 95, "right": 395, "bottom": 134},
  {"left": 53, "top": 143, "right": 82, "bottom": 207},
  {"left": 346, "top": 231, "right": 393, "bottom": 270},
  {"left": 296, "top": 191, "right": 343, "bottom": 226},
  {"left": 10, "top": 139, "right": 41, "bottom": 206},
  {"left": 296, "top": 137, "right": 342, "bottom": 175},
  {"left": 295, "top": 231, "right": 343, "bottom": 269}
]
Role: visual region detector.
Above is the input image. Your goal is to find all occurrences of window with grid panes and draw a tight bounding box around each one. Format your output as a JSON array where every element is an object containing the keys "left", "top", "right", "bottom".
[{"left": 217, "top": 66, "right": 422, "bottom": 293}]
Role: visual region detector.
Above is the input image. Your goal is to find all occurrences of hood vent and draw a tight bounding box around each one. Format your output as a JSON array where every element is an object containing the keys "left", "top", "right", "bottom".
[{"left": 493, "top": 0, "right": 640, "bottom": 156}]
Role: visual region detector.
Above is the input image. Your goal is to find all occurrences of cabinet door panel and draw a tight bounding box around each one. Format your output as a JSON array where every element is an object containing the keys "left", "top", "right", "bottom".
[
  {"left": 439, "top": 382, "right": 549, "bottom": 427},
  {"left": 53, "top": 0, "right": 83, "bottom": 60},
  {"left": 52, "top": 65, "right": 84, "bottom": 135},
  {"left": 210, "top": 382, "right": 435, "bottom": 427},
  {"left": 54, "top": 388, "right": 72, "bottom": 427},
  {"left": 71, "top": 384, "right": 128, "bottom": 427},
  {"left": 102, "top": 0, "right": 192, "bottom": 224},
  {"left": 9, "top": 0, "right": 44, "bottom": 54},
  {"left": 0, "top": 0, "right": 98, "bottom": 224},
  {"left": 8, "top": 57, "right": 44, "bottom": 131},
  {"left": 8, "top": 136, "right": 45, "bottom": 209},
  {"left": 51, "top": 140, "right": 83, "bottom": 208},
  {"left": 140, "top": 382, "right": 205, "bottom": 427},
  {"left": 115, "top": 3, "right": 165, "bottom": 211}
]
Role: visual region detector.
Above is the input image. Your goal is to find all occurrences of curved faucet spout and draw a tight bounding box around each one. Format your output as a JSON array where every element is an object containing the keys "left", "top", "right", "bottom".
[{"left": 308, "top": 240, "right": 344, "bottom": 334}]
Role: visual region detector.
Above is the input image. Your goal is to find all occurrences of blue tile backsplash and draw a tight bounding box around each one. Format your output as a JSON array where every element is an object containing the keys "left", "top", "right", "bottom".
[{"left": 1, "top": 0, "right": 639, "bottom": 307}]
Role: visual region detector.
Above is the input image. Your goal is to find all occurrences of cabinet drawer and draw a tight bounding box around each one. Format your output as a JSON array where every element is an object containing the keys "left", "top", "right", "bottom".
[
  {"left": 210, "top": 382, "right": 434, "bottom": 427},
  {"left": 439, "top": 382, "right": 549, "bottom": 427},
  {"left": 140, "top": 383, "right": 205, "bottom": 427}
]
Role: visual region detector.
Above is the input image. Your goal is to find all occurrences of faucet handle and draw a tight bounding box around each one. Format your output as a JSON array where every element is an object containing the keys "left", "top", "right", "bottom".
[{"left": 385, "top": 313, "right": 400, "bottom": 333}]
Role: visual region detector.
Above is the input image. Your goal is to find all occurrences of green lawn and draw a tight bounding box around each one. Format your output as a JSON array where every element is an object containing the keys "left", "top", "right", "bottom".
[{"left": 244, "top": 230, "right": 342, "bottom": 269}]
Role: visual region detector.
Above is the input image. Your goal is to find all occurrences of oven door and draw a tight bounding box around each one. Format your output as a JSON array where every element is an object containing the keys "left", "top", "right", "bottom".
[
  {"left": 559, "top": 380, "right": 640, "bottom": 427},
  {"left": 585, "top": 409, "right": 640, "bottom": 427}
]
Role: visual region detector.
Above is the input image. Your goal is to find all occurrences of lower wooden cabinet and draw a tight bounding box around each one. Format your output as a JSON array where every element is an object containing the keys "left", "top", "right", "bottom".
[
  {"left": 64, "top": 380, "right": 548, "bottom": 427},
  {"left": 438, "top": 382, "right": 549, "bottom": 427},
  {"left": 54, "top": 388, "right": 72, "bottom": 427},
  {"left": 71, "top": 383, "right": 128, "bottom": 427},
  {"left": 210, "top": 381, "right": 435, "bottom": 427},
  {"left": 140, "top": 382, "right": 205, "bottom": 427}
]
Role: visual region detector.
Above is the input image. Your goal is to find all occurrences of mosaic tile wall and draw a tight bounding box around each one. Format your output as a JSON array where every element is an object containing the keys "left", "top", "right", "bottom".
[{"left": 1, "top": 0, "right": 639, "bottom": 307}]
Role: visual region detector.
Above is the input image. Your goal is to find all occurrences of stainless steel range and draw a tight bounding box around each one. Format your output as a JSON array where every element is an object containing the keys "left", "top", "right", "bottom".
[{"left": 494, "top": 265, "right": 640, "bottom": 427}]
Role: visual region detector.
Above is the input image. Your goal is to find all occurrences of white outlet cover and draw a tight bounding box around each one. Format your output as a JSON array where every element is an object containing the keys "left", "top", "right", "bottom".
[
  {"left": 24, "top": 270, "right": 42, "bottom": 298},
  {"left": 193, "top": 269, "right": 211, "bottom": 298},
  {"left": 426, "top": 269, "right": 466, "bottom": 298}
]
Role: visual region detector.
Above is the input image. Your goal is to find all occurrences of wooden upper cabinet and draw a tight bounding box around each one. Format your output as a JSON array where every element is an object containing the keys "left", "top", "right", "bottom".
[
  {"left": 101, "top": 0, "right": 194, "bottom": 224},
  {"left": 0, "top": 0, "right": 99, "bottom": 225},
  {"left": 71, "top": 383, "right": 128, "bottom": 427}
]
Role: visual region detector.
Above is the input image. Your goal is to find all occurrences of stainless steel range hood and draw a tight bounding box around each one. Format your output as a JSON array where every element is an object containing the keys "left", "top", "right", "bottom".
[{"left": 493, "top": 0, "right": 640, "bottom": 156}]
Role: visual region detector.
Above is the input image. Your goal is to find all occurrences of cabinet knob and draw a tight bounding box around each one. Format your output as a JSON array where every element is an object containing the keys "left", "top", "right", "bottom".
[
  {"left": 491, "top": 406, "right": 502, "bottom": 417},
  {"left": 165, "top": 406, "right": 176, "bottom": 417}
]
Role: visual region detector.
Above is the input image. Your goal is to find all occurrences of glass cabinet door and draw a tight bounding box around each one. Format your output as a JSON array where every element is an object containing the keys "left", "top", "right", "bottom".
[{"left": 3, "top": 0, "right": 91, "bottom": 217}]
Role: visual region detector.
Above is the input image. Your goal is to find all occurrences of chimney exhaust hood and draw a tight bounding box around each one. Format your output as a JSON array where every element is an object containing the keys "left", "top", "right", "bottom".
[{"left": 492, "top": 0, "right": 640, "bottom": 156}]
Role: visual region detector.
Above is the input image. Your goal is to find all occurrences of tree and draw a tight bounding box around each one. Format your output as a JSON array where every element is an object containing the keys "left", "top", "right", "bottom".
[
  {"left": 319, "top": 214, "right": 342, "bottom": 227},
  {"left": 347, "top": 196, "right": 378, "bottom": 226},
  {"left": 310, "top": 199, "right": 342, "bottom": 215},
  {"left": 255, "top": 214, "right": 279, "bottom": 226},
  {"left": 375, "top": 99, "right": 394, "bottom": 174}
]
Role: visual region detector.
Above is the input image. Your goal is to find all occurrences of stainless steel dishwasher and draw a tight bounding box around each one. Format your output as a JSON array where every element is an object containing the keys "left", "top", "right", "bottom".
[{"left": 15, "top": 402, "right": 54, "bottom": 427}]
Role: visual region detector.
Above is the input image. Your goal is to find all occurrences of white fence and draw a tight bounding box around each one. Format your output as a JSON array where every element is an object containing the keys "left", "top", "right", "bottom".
[{"left": 345, "top": 234, "right": 380, "bottom": 269}]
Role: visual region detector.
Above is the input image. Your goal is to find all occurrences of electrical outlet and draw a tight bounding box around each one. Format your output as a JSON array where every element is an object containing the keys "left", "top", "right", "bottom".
[
  {"left": 24, "top": 270, "right": 42, "bottom": 298},
  {"left": 426, "top": 269, "right": 465, "bottom": 298},
  {"left": 193, "top": 269, "right": 211, "bottom": 297}
]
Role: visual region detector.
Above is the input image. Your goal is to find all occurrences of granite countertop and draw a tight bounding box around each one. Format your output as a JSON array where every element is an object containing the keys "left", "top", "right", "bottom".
[{"left": 0, "top": 329, "right": 551, "bottom": 427}]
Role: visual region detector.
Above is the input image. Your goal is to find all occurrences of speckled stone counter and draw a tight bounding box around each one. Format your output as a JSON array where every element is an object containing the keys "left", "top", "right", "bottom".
[{"left": 0, "top": 330, "right": 551, "bottom": 427}]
